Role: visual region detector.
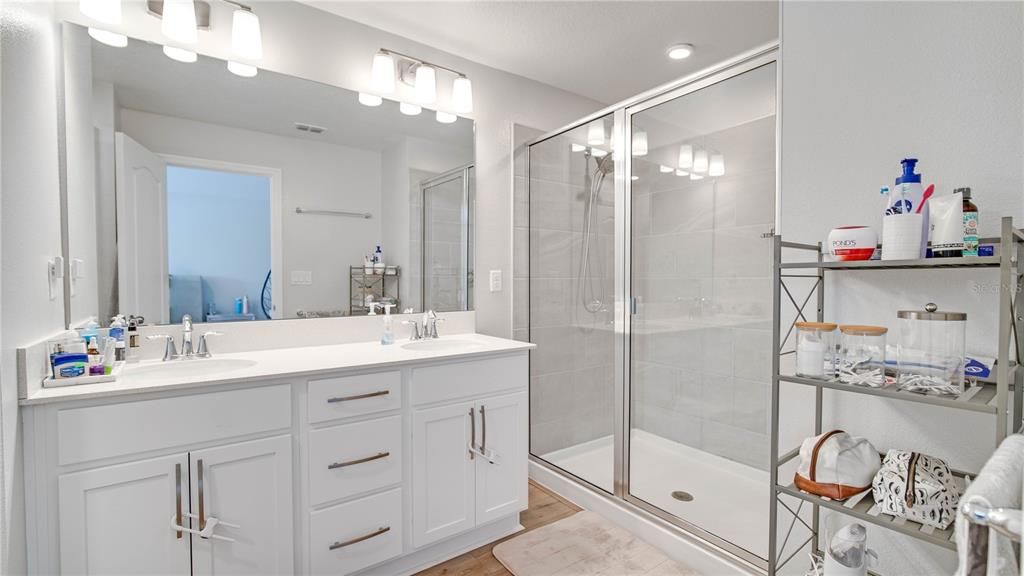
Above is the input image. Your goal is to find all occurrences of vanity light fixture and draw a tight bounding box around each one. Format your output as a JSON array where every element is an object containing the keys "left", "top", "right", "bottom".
[
  {"left": 452, "top": 76, "right": 473, "bottom": 114},
  {"left": 399, "top": 102, "right": 422, "bottom": 116},
  {"left": 230, "top": 6, "right": 262, "bottom": 61},
  {"left": 587, "top": 121, "right": 605, "bottom": 146},
  {"left": 675, "top": 168, "right": 689, "bottom": 177},
  {"left": 436, "top": 111, "right": 457, "bottom": 124},
  {"left": 571, "top": 143, "right": 587, "bottom": 153},
  {"left": 689, "top": 173, "right": 705, "bottom": 181},
  {"left": 163, "top": 45, "right": 198, "bottom": 63},
  {"left": 659, "top": 165, "right": 674, "bottom": 173},
  {"left": 708, "top": 153, "right": 725, "bottom": 177},
  {"left": 692, "top": 148, "right": 709, "bottom": 173},
  {"left": 678, "top": 144, "right": 693, "bottom": 170},
  {"left": 371, "top": 51, "right": 396, "bottom": 94},
  {"left": 590, "top": 148, "right": 608, "bottom": 158},
  {"left": 415, "top": 65, "right": 437, "bottom": 104},
  {"left": 631, "top": 130, "right": 648, "bottom": 157},
  {"left": 80, "top": 0, "right": 127, "bottom": 47},
  {"left": 666, "top": 43, "right": 694, "bottom": 60},
  {"left": 161, "top": 0, "right": 198, "bottom": 45},
  {"left": 358, "top": 92, "right": 383, "bottom": 107},
  {"left": 227, "top": 60, "right": 257, "bottom": 77}
]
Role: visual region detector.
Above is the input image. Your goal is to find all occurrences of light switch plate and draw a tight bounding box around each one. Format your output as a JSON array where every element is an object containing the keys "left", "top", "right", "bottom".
[
  {"left": 290, "top": 270, "right": 313, "bottom": 285},
  {"left": 489, "top": 270, "right": 502, "bottom": 292}
]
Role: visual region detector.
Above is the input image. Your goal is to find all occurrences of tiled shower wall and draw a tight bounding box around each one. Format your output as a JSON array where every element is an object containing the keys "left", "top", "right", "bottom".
[
  {"left": 630, "top": 116, "right": 776, "bottom": 470},
  {"left": 516, "top": 123, "right": 617, "bottom": 457}
]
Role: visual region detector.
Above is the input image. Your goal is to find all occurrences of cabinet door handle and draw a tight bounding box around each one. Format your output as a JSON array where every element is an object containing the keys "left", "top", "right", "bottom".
[
  {"left": 329, "top": 526, "right": 390, "bottom": 550},
  {"left": 327, "top": 451, "right": 390, "bottom": 470},
  {"left": 468, "top": 407, "right": 476, "bottom": 460},
  {"left": 480, "top": 405, "right": 487, "bottom": 454},
  {"left": 327, "top": 390, "right": 389, "bottom": 403},
  {"left": 175, "top": 463, "right": 183, "bottom": 539},
  {"left": 197, "top": 458, "right": 206, "bottom": 531}
]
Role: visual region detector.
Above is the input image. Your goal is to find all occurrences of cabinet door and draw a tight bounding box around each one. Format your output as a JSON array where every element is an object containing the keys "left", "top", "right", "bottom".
[
  {"left": 475, "top": 391, "right": 528, "bottom": 525},
  {"left": 411, "top": 400, "right": 476, "bottom": 548},
  {"left": 189, "top": 435, "right": 293, "bottom": 576},
  {"left": 59, "top": 453, "right": 190, "bottom": 575}
]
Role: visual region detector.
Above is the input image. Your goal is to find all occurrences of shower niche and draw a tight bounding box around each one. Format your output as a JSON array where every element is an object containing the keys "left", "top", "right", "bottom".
[{"left": 525, "top": 50, "right": 778, "bottom": 567}]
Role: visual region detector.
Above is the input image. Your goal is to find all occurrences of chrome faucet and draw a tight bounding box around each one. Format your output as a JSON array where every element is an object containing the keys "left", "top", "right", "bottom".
[
  {"left": 425, "top": 310, "right": 445, "bottom": 339},
  {"left": 180, "top": 314, "right": 195, "bottom": 357},
  {"left": 402, "top": 318, "right": 423, "bottom": 341}
]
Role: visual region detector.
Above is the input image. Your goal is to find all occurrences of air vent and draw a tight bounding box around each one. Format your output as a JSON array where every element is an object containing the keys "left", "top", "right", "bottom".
[{"left": 294, "top": 122, "right": 327, "bottom": 134}]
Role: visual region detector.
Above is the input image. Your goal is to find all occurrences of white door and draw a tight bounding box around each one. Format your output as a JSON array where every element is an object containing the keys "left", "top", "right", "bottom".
[
  {"left": 411, "top": 400, "right": 476, "bottom": 548},
  {"left": 58, "top": 453, "right": 190, "bottom": 575},
  {"left": 115, "top": 132, "right": 168, "bottom": 324},
  {"left": 475, "top": 392, "right": 528, "bottom": 524},
  {"left": 189, "top": 435, "right": 293, "bottom": 576}
]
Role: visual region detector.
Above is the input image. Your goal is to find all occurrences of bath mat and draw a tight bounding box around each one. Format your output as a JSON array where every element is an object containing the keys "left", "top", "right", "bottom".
[{"left": 493, "top": 511, "right": 699, "bottom": 576}]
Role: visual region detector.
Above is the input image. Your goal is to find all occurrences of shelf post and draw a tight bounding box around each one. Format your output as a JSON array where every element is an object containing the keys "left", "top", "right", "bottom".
[
  {"left": 769, "top": 235, "right": 782, "bottom": 576},
  {"left": 997, "top": 217, "right": 1013, "bottom": 443}
]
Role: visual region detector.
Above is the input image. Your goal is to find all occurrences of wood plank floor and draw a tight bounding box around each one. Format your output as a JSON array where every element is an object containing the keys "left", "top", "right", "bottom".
[{"left": 415, "top": 481, "right": 582, "bottom": 576}]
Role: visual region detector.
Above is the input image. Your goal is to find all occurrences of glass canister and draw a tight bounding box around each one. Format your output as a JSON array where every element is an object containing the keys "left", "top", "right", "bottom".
[
  {"left": 838, "top": 325, "right": 888, "bottom": 387},
  {"left": 897, "top": 303, "right": 967, "bottom": 394},
  {"left": 795, "top": 322, "right": 837, "bottom": 379}
]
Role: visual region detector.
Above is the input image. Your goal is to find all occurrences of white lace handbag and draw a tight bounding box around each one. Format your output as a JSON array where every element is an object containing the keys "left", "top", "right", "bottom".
[{"left": 871, "top": 449, "right": 961, "bottom": 530}]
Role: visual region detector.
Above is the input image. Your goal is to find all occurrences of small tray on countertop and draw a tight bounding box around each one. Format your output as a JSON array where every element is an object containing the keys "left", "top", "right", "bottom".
[{"left": 43, "top": 362, "right": 124, "bottom": 388}]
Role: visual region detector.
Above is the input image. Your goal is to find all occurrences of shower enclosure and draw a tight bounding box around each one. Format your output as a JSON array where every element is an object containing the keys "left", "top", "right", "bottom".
[{"left": 525, "top": 48, "right": 778, "bottom": 567}]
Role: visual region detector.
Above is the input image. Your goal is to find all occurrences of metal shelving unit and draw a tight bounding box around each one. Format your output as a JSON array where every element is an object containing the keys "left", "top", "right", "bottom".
[
  {"left": 767, "top": 216, "right": 1024, "bottom": 575},
  {"left": 350, "top": 266, "right": 400, "bottom": 316}
]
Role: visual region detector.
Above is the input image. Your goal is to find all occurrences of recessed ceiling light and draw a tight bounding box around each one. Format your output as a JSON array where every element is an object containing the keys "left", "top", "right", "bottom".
[{"left": 666, "top": 43, "right": 694, "bottom": 60}]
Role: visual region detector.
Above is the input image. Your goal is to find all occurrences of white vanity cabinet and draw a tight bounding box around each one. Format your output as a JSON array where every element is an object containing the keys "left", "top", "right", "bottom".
[{"left": 23, "top": 344, "right": 531, "bottom": 576}]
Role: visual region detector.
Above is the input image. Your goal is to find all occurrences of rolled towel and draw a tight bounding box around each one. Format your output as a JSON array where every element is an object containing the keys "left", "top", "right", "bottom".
[{"left": 955, "top": 434, "right": 1023, "bottom": 576}]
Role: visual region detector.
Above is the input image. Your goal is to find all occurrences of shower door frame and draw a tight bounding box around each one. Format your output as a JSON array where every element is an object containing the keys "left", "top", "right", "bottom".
[{"left": 526, "top": 44, "right": 780, "bottom": 571}]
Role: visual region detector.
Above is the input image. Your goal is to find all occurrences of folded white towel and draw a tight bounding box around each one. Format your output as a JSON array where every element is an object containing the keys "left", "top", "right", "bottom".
[{"left": 955, "top": 435, "right": 1023, "bottom": 576}]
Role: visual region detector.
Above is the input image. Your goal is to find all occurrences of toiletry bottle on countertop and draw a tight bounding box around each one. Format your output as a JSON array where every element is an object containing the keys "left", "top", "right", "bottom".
[
  {"left": 126, "top": 315, "right": 142, "bottom": 362},
  {"left": 959, "top": 187, "right": 979, "bottom": 257},
  {"left": 109, "top": 315, "right": 126, "bottom": 362},
  {"left": 381, "top": 303, "right": 396, "bottom": 345},
  {"left": 374, "top": 245, "right": 384, "bottom": 266}
]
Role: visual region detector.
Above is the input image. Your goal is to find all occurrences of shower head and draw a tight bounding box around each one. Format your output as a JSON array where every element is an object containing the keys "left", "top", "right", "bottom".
[{"left": 592, "top": 153, "right": 615, "bottom": 176}]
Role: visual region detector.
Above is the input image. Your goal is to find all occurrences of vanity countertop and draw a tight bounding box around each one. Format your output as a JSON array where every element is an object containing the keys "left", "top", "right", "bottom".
[{"left": 21, "top": 333, "right": 534, "bottom": 406}]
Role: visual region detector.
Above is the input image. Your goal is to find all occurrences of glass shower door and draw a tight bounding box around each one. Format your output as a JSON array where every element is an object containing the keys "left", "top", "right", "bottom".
[
  {"left": 528, "top": 113, "right": 618, "bottom": 493},
  {"left": 627, "top": 61, "right": 777, "bottom": 560},
  {"left": 422, "top": 166, "right": 473, "bottom": 312}
]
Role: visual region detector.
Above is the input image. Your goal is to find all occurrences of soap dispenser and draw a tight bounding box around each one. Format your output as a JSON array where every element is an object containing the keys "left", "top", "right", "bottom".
[{"left": 381, "top": 303, "right": 396, "bottom": 345}]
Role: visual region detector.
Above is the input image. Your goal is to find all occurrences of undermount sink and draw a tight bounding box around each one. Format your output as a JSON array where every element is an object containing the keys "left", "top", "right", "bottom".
[
  {"left": 401, "top": 339, "right": 484, "bottom": 352},
  {"left": 124, "top": 358, "right": 257, "bottom": 380}
]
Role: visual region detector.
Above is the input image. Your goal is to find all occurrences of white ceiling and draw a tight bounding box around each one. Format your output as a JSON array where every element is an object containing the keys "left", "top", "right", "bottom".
[
  {"left": 89, "top": 30, "right": 474, "bottom": 152},
  {"left": 302, "top": 1, "right": 779, "bottom": 104}
]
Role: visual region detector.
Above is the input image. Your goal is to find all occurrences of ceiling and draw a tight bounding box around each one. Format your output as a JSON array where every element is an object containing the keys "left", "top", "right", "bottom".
[
  {"left": 302, "top": 1, "right": 779, "bottom": 104},
  {"left": 89, "top": 30, "right": 473, "bottom": 152}
]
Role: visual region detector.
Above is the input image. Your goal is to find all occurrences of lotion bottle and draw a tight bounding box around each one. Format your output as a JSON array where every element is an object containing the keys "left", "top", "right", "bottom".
[{"left": 381, "top": 303, "right": 396, "bottom": 345}]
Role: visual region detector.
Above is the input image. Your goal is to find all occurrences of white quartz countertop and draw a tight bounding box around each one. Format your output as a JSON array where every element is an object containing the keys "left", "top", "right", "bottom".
[{"left": 22, "top": 333, "right": 534, "bottom": 406}]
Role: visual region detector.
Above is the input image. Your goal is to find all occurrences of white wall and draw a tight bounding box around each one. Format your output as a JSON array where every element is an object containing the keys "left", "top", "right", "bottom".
[
  {"left": 0, "top": 2, "right": 66, "bottom": 573},
  {"left": 781, "top": 1, "right": 1023, "bottom": 573},
  {"left": 54, "top": 0, "right": 604, "bottom": 337},
  {"left": 119, "top": 108, "right": 382, "bottom": 318}
]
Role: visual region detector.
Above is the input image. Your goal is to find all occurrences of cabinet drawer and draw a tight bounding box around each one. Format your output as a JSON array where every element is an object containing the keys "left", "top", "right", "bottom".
[
  {"left": 308, "top": 371, "right": 401, "bottom": 423},
  {"left": 310, "top": 488, "right": 403, "bottom": 575},
  {"left": 309, "top": 416, "right": 401, "bottom": 505},
  {"left": 57, "top": 385, "right": 291, "bottom": 465},
  {"left": 411, "top": 354, "right": 527, "bottom": 406}
]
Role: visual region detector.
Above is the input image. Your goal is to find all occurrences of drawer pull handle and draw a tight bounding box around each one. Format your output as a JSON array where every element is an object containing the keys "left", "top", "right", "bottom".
[
  {"left": 327, "top": 451, "right": 390, "bottom": 470},
  {"left": 326, "top": 390, "right": 390, "bottom": 403},
  {"left": 329, "top": 526, "right": 391, "bottom": 550}
]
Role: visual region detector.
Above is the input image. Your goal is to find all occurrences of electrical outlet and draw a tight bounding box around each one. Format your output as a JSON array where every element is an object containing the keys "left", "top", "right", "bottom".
[
  {"left": 290, "top": 270, "right": 313, "bottom": 285},
  {"left": 489, "top": 270, "right": 502, "bottom": 292}
]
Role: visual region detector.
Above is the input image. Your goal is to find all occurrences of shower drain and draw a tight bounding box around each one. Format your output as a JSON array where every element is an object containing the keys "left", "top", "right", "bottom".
[{"left": 671, "top": 490, "right": 694, "bottom": 502}]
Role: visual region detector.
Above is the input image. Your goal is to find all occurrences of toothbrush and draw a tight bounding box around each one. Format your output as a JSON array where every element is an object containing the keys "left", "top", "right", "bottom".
[{"left": 915, "top": 184, "right": 935, "bottom": 214}]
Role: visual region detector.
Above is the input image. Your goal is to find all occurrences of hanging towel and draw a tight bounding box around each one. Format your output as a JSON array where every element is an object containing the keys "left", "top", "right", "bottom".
[{"left": 955, "top": 434, "right": 1023, "bottom": 576}]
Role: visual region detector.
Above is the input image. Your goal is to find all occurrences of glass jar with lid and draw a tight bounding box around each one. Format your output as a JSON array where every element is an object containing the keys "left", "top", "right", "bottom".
[
  {"left": 838, "top": 325, "right": 888, "bottom": 387},
  {"left": 795, "top": 322, "right": 838, "bottom": 379},
  {"left": 897, "top": 303, "right": 967, "bottom": 394}
]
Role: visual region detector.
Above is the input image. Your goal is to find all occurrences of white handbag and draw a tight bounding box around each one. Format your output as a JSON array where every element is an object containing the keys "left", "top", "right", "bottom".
[
  {"left": 795, "top": 430, "right": 880, "bottom": 501},
  {"left": 871, "top": 449, "right": 961, "bottom": 530}
]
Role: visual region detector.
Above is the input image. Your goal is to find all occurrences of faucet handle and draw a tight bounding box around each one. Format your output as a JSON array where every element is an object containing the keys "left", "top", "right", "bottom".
[
  {"left": 147, "top": 334, "right": 179, "bottom": 361},
  {"left": 196, "top": 331, "right": 223, "bottom": 358},
  {"left": 401, "top": 319, "right": 422, "bottom": 341}
]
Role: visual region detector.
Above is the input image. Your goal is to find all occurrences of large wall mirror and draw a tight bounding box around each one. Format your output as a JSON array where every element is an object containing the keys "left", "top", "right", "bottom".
[{"left": 60, "top": 22, "right": 474, "bottom": 328}]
